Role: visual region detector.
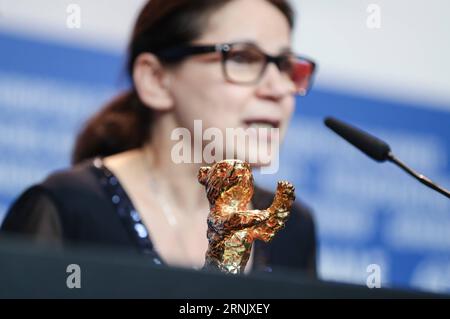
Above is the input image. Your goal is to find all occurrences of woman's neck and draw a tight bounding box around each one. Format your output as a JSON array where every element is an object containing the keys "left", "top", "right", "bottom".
[{"left": 141, "top": 114, "right": 209, "bottom": 213}]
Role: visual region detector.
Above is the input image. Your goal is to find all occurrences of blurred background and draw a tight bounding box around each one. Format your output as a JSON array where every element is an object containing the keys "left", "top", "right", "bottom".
[{"left": 0, "top": 0, "right": 449, "bottom": 294}]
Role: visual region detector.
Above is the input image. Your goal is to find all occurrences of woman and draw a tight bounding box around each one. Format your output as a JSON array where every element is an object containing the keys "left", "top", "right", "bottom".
[{"left": 1, "top": 0, "right": 317, "bottom": 277}]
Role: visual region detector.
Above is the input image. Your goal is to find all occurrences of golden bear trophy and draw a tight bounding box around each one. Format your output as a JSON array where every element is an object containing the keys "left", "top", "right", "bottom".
[{"left": 198, "top": 159, "right": 295, "bottom": 274}]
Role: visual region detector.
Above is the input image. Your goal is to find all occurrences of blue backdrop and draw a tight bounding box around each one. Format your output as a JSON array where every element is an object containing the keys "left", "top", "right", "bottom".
[{"left": 1, "top": 31, "right": 449, "bottom": 294}]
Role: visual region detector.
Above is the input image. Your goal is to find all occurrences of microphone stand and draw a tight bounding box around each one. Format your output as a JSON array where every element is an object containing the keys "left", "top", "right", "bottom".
[{"left": 387, "top": 152, "right": 450, "bottom": 199}]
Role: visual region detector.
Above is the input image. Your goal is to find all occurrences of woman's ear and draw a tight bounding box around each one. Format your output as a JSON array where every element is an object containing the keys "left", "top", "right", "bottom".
[{"left": 133, "top": 53, "right": 173, "bottom": 111}]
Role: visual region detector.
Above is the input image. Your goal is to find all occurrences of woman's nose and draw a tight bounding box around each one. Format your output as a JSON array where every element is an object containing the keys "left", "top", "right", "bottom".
[{"left": 255, "top": 63, "right": 295, "bottom": 100}]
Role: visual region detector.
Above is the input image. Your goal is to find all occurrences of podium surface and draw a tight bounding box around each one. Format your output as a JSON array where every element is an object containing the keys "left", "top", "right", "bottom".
[{"left": 0, "top": 237, "right": 445, "bottom": 299}]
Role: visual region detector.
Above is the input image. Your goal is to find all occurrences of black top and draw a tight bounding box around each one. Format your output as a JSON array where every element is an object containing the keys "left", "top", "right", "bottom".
[{"left": 1, "top": 157, "right": 317, "bottom": 277}]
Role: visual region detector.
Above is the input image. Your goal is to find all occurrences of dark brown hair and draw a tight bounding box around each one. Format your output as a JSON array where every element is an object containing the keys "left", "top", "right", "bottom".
[{"left": 72, "top": 0, "right": 295, "bottom": 165}]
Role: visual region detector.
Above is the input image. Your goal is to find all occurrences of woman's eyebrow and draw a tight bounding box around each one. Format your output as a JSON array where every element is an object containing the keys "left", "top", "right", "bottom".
[
  {"left": 223, "top": 39, "right": 294, "bottom": 55},
  {"left": 259, "top": 44, "right": 294, "bottom": 55}
]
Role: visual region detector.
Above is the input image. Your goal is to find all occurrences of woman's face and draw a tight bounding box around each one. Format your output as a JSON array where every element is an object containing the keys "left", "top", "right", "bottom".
[{"left": 167, "top": 0, "right": 295, "bottom": 167}]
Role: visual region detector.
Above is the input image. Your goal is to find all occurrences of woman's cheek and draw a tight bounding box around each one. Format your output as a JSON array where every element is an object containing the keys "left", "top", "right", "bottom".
[
  {"left": 207, "top": 88, "right": 249, "bottom": 128},
  {"left": 279, "top": 101, "right": 295, "bottom": 138}
]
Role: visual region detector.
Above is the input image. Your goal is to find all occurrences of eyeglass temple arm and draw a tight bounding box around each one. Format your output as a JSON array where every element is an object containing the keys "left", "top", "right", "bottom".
[{"left": 155, "top": 45, "right": 219, "bottom": 61}]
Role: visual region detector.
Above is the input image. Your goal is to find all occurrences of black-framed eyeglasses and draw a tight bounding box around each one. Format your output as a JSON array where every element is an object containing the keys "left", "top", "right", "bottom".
[{"left": 154, "top": 42, "right": 317, "bottom": 96}]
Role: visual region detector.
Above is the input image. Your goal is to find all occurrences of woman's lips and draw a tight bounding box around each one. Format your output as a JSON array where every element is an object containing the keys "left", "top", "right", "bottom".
[
  {"left": 241, "top": 119, "right": 281, "bottom": 144},
  {"left": 242, "top": 118, "right": 281, "bottom": 129}
]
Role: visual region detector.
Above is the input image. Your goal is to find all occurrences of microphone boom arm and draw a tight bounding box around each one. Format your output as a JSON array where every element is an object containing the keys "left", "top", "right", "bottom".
[{"left": 386, "top": 152, "right": 450, "bottom": 199}]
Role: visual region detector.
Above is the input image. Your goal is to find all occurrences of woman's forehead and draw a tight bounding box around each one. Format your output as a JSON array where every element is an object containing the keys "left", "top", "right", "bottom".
[{"left": 196, "top": 0, "right": 292, "bottom": 54}]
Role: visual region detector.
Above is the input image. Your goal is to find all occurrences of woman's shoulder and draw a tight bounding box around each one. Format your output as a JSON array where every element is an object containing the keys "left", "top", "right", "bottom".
[
  {"left": 1, "top": 157, "right": 134, "bottom": 244},
  {"left": 31, "top": 157, "right": 117, "bottom": 222},
  {"left": 3, "top": 158, "right": 103, "bottom": 215},
  {"left": 40, "top": 158, "right": 103, "bottom": 195},
  {"left": 1, "top": 158, "right": 105, "bottom": 230}
]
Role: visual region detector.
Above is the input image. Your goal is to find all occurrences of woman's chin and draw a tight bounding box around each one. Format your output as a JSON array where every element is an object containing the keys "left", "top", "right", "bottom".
[{"left": 238, "top": 153, "right": 275, "bottom": 168}]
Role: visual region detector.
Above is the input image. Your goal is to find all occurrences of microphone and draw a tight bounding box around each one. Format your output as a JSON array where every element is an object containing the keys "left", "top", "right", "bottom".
[{"left": 324, "top": 116, "right": 450, "bottom": 199}]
